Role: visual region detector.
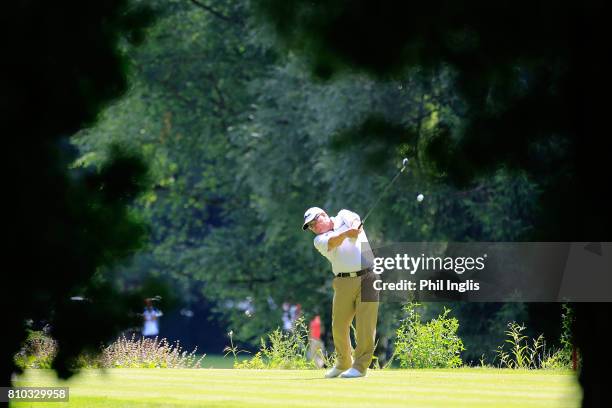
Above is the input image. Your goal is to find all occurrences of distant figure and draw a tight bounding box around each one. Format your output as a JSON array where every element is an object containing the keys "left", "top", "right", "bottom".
[
  {"left": 282, "top": 302, "right": 292, "bottom": 332},
  {"left": 291, "top": 303, "right": 301, "bottom": 326},
  {"left": 281, "top": 302, "right": 302, "bottom": 332},
  {"left": 308, "top": 314, "right": 326, "bottom": 368},
  {"left": 142, "top": 299, "right": 163, "bottom": 339}
]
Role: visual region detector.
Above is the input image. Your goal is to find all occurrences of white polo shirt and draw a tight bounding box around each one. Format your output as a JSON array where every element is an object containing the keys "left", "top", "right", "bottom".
[
  {"left": 142, "top": 308, "right": 163, "bottom": 336},
  {"left": 313, "top": 209, "right": 374, "bottom": 274}
]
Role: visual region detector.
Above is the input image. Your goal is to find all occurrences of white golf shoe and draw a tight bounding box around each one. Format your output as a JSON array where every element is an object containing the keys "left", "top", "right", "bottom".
[
  {"left": 339, "top": 368, "right": 365, "bottom": 378},
  {"left": 324, "top": 366, "right": 345, "bottom": 378}
]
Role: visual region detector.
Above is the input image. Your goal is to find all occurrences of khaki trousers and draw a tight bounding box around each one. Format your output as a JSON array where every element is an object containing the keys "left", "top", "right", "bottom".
[{"left": 331, "top": 271, "right": 379, "bottom": 373}]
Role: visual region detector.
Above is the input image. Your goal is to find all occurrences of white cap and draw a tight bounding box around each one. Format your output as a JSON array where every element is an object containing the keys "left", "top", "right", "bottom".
[{"left": 302, "top": 207, "right": 324, "bottom": 230}]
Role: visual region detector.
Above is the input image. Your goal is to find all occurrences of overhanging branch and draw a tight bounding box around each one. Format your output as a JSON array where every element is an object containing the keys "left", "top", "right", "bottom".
[{"left": 189, "top": 0, "right": 242, "bottom": 25}]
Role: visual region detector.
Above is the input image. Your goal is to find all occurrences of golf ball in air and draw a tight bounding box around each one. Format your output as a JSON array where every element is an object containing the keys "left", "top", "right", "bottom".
[{"left": 417, "top": 194, "right": 424, "bottom": 202}]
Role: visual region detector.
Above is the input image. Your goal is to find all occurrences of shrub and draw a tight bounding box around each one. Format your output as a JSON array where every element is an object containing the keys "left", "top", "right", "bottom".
[
  {"left": 392, "top": 303, "right": 464, "bottom": 368},
  {"left": 14, "top": 329, "right": 57, "bottom": 369},
  {"left": 495, "top": 321, "right": 572, "bottom": 369},
  {"left": 541, "top": 349, "right": 572, "bottom": 369},
  {"left": 14, "top": 331, "right": 204, "bottom": 369},
  {"left": 99, "top": 334, "right": 204, "bottom": 368},
  {"left": 235, "top": 317, "right": 318, "bottom": 369}
]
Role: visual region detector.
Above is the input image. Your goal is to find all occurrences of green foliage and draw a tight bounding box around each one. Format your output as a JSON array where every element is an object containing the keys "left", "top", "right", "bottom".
[
  {"left": 14, "top": 330, "right": 57, "bottom": 370},
  {"left": 559, "top": 304, "right": 575, "bottom": 361},
  {"left": 72, "top": 0, "right": 283, "bottom": 343},
  {"left": 236, "top": 317, "right": 317, "bottom": 369},
  {"left": 420, "top": 302, "right": 529, "bottom": 365},
  {"left": 540, "top": 349, "right": 572, "bottom": 370},
  {"left": 540, "top": 304, "right": 576, "bottom": 370},
  {"left": 73, "top": 0, "right": 543, "bottom": 352},
  {"left": 496, "top": 321, "right": 571, "bottom": 370},
  {"left": 97, "top": 334, "right": 204, "bottom": 368},
  {"left": 223, "top": 330, "right": 252, "bottom": 365},
  {"left": 496, "top": 322, "right": 543, "bottom": 369},
  {"left": 6, "top": 0, "right": 157, "bottom": 384},
  {"left": 318, "top": 349, "right": 338, "bottom": 370},
  {"left": 14, "top": 331, "right": 204, "bottom": 370},
  {"left": 393, "top": 303, "right": 464, "bottom": 368}
]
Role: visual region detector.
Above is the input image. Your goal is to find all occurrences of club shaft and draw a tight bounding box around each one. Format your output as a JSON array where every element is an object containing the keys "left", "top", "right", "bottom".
[{"left": 359, "top": 166, "right": 405, "bottom": 227}]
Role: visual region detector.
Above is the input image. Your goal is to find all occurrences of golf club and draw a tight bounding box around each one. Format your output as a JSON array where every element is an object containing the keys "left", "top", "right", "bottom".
[{"left": 358, "top": 158, "right": 409, "bottom": 229}]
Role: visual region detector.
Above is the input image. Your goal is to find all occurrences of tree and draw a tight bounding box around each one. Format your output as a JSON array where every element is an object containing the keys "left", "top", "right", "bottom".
[
  {"left": 74, "top": 0, "right": 541, "bottom": 355},
  {"left": 73, "top": 0, "right": 280, "bottom": 345},
  {"left": 255, "top": 1, "right": 610, "bottom": 406},
  {"left": 2, "top": 0, "right": 155, "bottom": 389}
]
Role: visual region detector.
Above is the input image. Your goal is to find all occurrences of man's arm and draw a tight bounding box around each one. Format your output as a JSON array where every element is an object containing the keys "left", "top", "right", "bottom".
[{"left": 327, "top": 227, "right": 361, "bottom": 251}]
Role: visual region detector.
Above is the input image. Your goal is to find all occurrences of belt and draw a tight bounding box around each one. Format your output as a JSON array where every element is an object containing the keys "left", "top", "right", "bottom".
[{"left": 335, "top": 267, "right": 372, "bottom": 278}]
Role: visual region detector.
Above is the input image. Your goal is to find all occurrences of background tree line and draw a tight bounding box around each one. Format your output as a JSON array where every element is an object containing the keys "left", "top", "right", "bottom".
[{"left": 72, "top": 0, "right": 558, "bottom": 365}]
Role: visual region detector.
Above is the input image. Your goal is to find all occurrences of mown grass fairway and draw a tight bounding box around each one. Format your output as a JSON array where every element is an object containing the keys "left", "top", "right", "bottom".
[
  {"left": 198, "top": 354, "right": 249, "bottom": 369},
  {"left": 12, "top": 368, "right": 580, "bottom": 408}
]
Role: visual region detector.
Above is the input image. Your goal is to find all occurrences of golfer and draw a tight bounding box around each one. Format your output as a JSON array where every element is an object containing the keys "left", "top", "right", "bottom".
[{"left": 303, "top": 207, "right": 379, "bottom": 378}]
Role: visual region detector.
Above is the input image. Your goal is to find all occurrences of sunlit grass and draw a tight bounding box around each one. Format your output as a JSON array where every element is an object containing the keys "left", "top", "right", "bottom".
[
  {"left": 198, "top": 354, "right": 249, "bottom": 368},
  {"left": 11, "top": 368, "right": 580, "bottom": 408}
]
